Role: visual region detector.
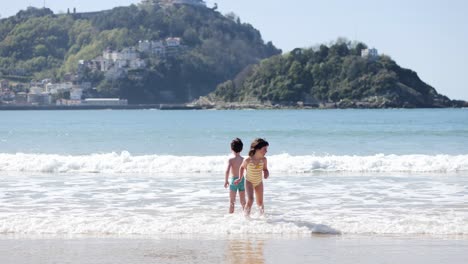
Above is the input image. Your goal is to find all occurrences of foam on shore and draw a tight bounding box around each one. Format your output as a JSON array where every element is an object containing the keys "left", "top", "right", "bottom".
[{"left": 1, "top": 152, "right": 467, "bottom": 174}]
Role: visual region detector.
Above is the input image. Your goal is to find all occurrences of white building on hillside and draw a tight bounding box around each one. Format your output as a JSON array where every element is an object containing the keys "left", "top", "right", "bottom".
[
  {"left": 103, "top": 48, "right": 139, "bottom": 62},
  {"left": 103, "top": 48, "right": 113, "bottom": 61},
  {"left": 0, "top": 79, "right": 10, "bottom": 90},
  {"left": 28, "top": 92, "right": 51, "bottom": 105},
  {"left": 45, "top": 82, "right": 73, "bottom": 94},
  {"left": 29, "top": 86, "right": 44, "bottom": 94},
  {"left": 166, "top": 37, "right": 181, "bottom": 47},
  {"left": 138, "top": 40, "right": 152, "bottom": 53},
  {"left": 138, "top": 40, "right": 166, "bottom": 56},
  {"left": 361, "top": 48, "right": 379, "bottom": 59},
  {"left": 15, "top": 92, "right": 28, "bottom": 104},
  {"left": 117, "top": 48, "right": 139, "bottom": 61},
  {"left": 151, "top": 40, "right": 165, "bottom": 56},
  {"left": 129, "top": 58, "right": 147, "bottom": 69},
  {"left": 70, "top": 88, "right": 83, "bottom": 100}
]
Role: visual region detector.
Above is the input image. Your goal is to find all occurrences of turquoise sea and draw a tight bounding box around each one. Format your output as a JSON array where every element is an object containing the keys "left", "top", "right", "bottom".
[
  {"left": 1, "top": 108, "right": 467, "bottom": 155},
  {"left": 0, "top": 109, "right": 467, "bottom": 236}
]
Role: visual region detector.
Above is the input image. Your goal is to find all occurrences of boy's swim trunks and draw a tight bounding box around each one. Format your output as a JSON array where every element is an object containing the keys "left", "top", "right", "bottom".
[{"left": 230, "top": 176, "right": 245, "bottom": 192}]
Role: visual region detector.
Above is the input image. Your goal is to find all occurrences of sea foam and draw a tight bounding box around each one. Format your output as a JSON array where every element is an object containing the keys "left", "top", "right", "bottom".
[
  {"left": 1, "top": 212, "right": 466, "bottom": 236},
  {"left": 0, "top": 152, "right": 467, "bottom": 174}
]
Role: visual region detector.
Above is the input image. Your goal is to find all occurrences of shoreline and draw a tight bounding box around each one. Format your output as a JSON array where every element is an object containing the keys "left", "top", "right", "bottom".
[
  {"left": 0, "top": 104, "right": 204, "bottom": 111},
  {"left": 1, "top": 234, "right": 466, "bottom": 264},
  {"left": 0, "top": 103, "right": 466, "bottom": 110}
]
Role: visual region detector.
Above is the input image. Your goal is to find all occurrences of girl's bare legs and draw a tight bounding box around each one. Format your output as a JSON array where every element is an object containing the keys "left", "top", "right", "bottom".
[
  {"left": 254, "top": 182, "right": 264, "bottom": 215},
  {"left": 229, "top": 191, "right": 236, "bottom": 214},
  {"left": 244, "top": 180, "right": 254, "bottom": 217}
]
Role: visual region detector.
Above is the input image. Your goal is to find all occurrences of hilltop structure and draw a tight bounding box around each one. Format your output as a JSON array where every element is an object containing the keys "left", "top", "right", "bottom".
[
  {"left": 361, "top": 48, "right": 379, "bottom": 59},
  {"left": 140, "top": 0, "right": 206, "bottom": 7}
]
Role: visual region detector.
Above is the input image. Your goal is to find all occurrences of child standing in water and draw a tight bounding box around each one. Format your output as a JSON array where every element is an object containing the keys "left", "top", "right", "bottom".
[
  {"left": 224, "top": 138, "right": 246, "bottom": 214},
  {"left": 235, "top": 138, "right": 269, "bottom": 217}
]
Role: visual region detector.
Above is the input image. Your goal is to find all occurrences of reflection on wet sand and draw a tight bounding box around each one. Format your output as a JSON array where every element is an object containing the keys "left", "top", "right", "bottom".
[{"left": 226, "top": 238, "right": 265, "bottom": 264}]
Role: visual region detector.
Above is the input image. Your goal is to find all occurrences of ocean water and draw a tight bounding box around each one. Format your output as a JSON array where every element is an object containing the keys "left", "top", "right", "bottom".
[{"left": 0, "top": 109, "right": 467, "bottom": 237}]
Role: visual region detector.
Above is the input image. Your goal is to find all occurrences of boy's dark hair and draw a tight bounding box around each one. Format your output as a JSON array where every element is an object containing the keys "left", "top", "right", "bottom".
[
  {"left": 248, "top": 138, "right": 269, "bottom": 157},
  {"left": 231, "top": 138, "right": 243, "bottom": 153}
]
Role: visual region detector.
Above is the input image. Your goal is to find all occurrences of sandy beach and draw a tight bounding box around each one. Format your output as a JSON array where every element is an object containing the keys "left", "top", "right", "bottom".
[{"left": 1, "top": 234, "right": 467, "bottom": 264}]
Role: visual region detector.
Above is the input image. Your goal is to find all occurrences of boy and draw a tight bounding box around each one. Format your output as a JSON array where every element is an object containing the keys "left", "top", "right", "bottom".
[{"left": 224, "top": 138, "right": 246, "bottom": 213}]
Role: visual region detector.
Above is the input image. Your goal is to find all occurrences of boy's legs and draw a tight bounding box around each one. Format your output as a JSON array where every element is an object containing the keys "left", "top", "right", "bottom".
[
  {"left": 229, "top": 190, "right": 237, "bottom": 214},
  {"left": 239, "top": 191, "right": 246, "bottom": 210}
]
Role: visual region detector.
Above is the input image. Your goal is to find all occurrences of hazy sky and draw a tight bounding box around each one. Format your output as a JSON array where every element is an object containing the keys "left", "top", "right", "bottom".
[{"left": 2, "top": 0, "right": 467, "bottom": 100}]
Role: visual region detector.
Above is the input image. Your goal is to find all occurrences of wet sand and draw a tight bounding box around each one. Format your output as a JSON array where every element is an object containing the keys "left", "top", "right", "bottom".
[{"left": 1, "top": 234, "right": 467, "bottom": 264}]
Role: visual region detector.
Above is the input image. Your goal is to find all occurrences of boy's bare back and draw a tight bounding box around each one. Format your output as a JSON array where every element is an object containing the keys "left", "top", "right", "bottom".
[{"left": 229, "top": 156, "right": 244, "bottom": 177}]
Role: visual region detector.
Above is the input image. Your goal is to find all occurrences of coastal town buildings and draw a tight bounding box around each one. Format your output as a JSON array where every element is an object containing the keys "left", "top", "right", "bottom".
[
  {"left": 0, "top": 91, "right": 15, "bottom": 102},
  {"left": 138, "top": 40, "right": 165, "bottom": 56},
  {"left": 55, "top": 98, "right": 128, "bottom": 106},
  {"left": 0, "top": 79, "right": 9, "bottom": 90},
  {"left": 0, "top": 20, "right": 186, "bottom": 107},
  {"left": 56, "top": 99, "right": 82, "bottom": 106},
  {"left": 82, "top": 98, "right": 128, "bottom": 106},
  {"left": 15, "top": 92, "right": 28, "bottom": 104},
  {"left": 0, "top": 77, "right": 127, "bottom": 107},
  {"left": 0, "top": 79, "right": 15, "bottom": 102},
  {"left": 78, "top": 37, "right": 183, "bottom": 79},
  {"left": 70, "top": 88, "right": 83, "bottom": 100},
  {"left": 27, "top": 90, "right": 51, "bottom": 105},
  {"left": 45, "top": 82, "right": 73, "bottom": 94},
  {"left": 79, "top": 47, "right": 144, "bottom": 75}
]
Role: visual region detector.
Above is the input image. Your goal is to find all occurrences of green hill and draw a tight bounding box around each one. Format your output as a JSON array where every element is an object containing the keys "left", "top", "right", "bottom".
[
  {"left": 210, "top": 40, "right": 463, "bottom": 108},
  {"left": 1, "top": 5, "right": 464, "bottom": 108},
  {"left": 0, "top": 3, "right": 280, "bottom": 103}
]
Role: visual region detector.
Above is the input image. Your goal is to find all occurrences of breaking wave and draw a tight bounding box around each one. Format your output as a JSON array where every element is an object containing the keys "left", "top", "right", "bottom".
[{"left": 1, "top": 152, "right": 467, "bottom": 174}]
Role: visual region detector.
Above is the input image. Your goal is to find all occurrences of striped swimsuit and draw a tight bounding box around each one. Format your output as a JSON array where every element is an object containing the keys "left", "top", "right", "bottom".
[{"left": 246, "top": 160, "right": 264, "bottom": 187}]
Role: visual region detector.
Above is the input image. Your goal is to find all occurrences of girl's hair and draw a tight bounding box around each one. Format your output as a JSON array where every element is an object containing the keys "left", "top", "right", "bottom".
[
  {"left": 231, "top": 138, "right": 243, "bottom": 153},
  {"left": 248, "top": 138, "right": 269, "bottom": 157}
]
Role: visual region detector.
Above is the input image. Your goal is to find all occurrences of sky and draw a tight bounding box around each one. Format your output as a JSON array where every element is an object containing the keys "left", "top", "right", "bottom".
[{"left": 1, "top": 0, "right": 467, "bottom": 100}]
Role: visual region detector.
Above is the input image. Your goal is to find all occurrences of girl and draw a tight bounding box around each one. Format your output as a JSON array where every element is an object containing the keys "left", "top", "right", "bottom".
[{"left": 235, "top": 138, "right": 269, "bottom": 217}]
